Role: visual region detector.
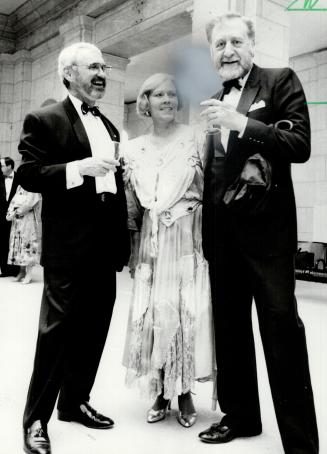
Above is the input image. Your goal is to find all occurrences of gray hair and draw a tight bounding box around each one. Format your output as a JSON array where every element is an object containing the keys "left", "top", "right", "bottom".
[
  {"left": 136, "top": 73, "right": 182, "bottom": 117},
  {"left": 206, "top": 13, "right": 255, "bottom": 44},
  {"left": 57, "top": 42, "right": 102, "bottom": 88}
]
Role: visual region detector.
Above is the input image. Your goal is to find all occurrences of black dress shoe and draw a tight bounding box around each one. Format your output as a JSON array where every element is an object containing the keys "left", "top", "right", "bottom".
[
  {"left": 24, "top": 420, "right": 51, "bottom": 454},
  {"left": 199, "top": 419, "right": 262, "bottom": 444},
  {"left": 58, "top": 401, "right": 114, "bottom": 429}
]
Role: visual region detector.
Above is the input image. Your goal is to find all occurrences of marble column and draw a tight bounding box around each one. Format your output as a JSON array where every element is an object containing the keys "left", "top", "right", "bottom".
[{"left": 0, "top": 50, "right": 32, "bottom": 163}]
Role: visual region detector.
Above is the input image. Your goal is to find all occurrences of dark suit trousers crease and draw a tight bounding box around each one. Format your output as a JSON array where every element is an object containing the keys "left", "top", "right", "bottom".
[
  {"left": 23, "top": 264, "right": 116, "bottom": 429},
  {"left": 209, "top": 247, "right": 318, "bottom": 454}
]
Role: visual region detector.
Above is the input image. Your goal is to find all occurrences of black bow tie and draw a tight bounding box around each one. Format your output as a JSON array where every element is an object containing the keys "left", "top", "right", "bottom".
[
  {"left": 222, "top": 78, "right": 242, "bottom": 96},
  {"left": 5, "top": 175, "right": 13, "bottom": 179},
  {"left": 81, "top": 102, "right": 101, "bottom": 117}
]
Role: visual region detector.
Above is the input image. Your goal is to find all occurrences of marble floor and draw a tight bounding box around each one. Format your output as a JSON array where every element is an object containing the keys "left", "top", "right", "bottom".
[{"left": 0, "top": 266, "right": 326, "bottom": 454}]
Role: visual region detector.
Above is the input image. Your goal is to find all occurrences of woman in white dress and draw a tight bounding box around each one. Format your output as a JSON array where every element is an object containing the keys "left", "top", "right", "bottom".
[
  {"left": 6, "top": 186, "right": 41, "bottom": 284},
  {"left": 123, "top": 73, "right": 214, "bottom": 427}
]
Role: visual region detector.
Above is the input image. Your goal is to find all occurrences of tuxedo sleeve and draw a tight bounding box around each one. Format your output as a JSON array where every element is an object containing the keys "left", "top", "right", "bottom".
[
  {"left": 17, "top": 112, "right": 67, "bottom": 193},
  {"left": 241, "top": 68, "right": 310, "bottom": 164}
]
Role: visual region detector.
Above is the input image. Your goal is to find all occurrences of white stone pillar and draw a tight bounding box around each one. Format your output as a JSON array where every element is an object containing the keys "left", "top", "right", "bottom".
[
  {"left": 11, "top": 50, "right": 32, "bottom": 162},
  {"left": 101, "top": 53, "right": 130, "bottom": 132},
  {"left": 0, "top": 50, "right": 32, "bottom": 163},
  {"left": 59, "top": 15, "right": 94, "bottom": 47},
  {"left": 0, "top": 54, "right": 14, "bottom": 158},
  {"left": 292, "top": 49, "right": 327, "bottom": 242}
]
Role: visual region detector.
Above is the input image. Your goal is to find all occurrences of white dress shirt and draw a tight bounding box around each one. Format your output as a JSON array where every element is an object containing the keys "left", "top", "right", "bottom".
[
  {"left": 220, "top": 68, "right": 251, "bottom": 152},
  {"left": 66, "top": 94, "right": 117, "bottom": 194}
]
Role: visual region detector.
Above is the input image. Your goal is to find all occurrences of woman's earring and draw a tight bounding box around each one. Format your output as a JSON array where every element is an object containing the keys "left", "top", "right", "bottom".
[{"left": 145, "top": 110, "right": 151, "bottom": 117}]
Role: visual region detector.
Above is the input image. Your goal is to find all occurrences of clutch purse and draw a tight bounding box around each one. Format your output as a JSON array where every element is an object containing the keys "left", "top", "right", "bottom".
[{"left": 223, "top": 153, "right": 272, "bottom": 215}]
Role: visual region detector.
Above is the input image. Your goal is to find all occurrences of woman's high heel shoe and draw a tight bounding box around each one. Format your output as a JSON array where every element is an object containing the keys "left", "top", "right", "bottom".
[
  {"left": 13, "top": 266, "right": 26, "bottom": 282},
  {"left": 176, "top": 392, "right": 197, "bottom": 428},
  {"left": 13, "top": 271, "right": 25, "bottom": 282},
  {"left": 147, "top": 400, "right": 171, "bottom": 423},
  {"left": 176, "top": 410, "right": 197, "bottom": 428},
  {"left": 21, "top": 265, "right": 33, "bottom": 284}
]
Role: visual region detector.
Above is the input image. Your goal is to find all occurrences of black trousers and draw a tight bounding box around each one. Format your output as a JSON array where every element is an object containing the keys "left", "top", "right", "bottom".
[
  {"left": 209, "top": 245, "right": 319, "bottom": 454},
  {"left": 23, "top": 263, "right": 116, "bottom": 429},
  {"left": 0, "top": 219, "right": 19, "bottom": 275}
]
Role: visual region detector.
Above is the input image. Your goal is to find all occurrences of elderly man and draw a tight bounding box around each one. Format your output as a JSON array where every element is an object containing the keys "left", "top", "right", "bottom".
[
  {"left": 199, "top": 13, "right": 319, "bottom": 454},
  {"left": 18, "top": 42, "right": 130, "bottom": 454}
]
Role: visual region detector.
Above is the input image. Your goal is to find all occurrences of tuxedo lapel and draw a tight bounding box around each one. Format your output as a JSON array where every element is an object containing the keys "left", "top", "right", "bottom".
[
  {"left": 8, "top": 173, "right": 18, "bottom": 205},
  {"left": 62, "top": 97, "right": 120, "bottom": 151},
  {"left": 62, "top": 96, "right": 122, "bottom": 188},
  {"left": 236, "top": 65, "right": 261, "bottom": 116},
  {"left": 98, "top": 114, "right": 121, "bottom": 187},
  {"left": 62, "top": 97, "right": 92, "bottom": 157},
  {"left": 226, "top": 65, "right": 261, "bottom": 156},
  {"left": 100, "top": 115, "right": 119, "bottom": 142}
]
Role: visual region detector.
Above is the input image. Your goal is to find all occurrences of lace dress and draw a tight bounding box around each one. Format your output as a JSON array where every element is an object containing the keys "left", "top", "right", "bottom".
[
  {"left": 6, "top": 186, "right": 41, "bottom": 267},
  {"left": 123, "top": 124, "right": 215, "bottom": 400}
]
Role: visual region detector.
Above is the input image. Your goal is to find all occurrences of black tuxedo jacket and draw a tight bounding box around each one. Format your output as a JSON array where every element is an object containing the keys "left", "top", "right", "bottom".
[
  {"left": 17, "top": 97, "right": 130, "bottom": 270},
  {"left": 202, "top": 64, "right": 310, "bottom": 259},
  {"left": 0, "top": 172, "right": 5, "bottom": 218},
  {"left": 0, "top": 171, "right": 19, "bottom": 220}
]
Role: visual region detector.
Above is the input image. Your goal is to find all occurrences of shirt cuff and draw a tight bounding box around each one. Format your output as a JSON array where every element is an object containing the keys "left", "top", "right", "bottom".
[
  {"left": 238, "top": 117, "right": 248, "bottom": 138},
  {"left": 66, "top": 161, "right": 84, "bottom": 189}
]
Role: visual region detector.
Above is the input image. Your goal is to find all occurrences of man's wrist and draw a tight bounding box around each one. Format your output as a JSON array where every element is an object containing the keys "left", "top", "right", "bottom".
[
  {"left": 66, "top": 161, "right": 84, "bottom": 189},
  {"left": 76, "top": 160, "right": 84, "bottom": 176}
]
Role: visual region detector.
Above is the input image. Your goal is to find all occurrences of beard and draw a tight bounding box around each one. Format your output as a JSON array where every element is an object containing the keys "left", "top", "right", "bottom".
[
  {"left": 217, "top": 55, "right": 253, "bottom": 81},
  {"left": 81, "top": 77, "right": 106, "bottom": 100},
  {"left": 219, "top": 64, "right": 245, "bottom": 81}
]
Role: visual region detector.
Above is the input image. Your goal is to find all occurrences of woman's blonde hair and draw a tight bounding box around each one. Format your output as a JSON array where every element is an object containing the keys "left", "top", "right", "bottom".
[{"left": 136, "top": 73, "right": 182, "bottom": 117}]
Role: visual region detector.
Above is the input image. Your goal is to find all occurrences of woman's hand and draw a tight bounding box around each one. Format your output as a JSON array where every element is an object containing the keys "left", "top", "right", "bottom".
[
  {"left": 122, "top": 158, "right": 132, "bottom": 186},
  {"left": 16, "top": 207, "right": 29, "bottom": 216}
]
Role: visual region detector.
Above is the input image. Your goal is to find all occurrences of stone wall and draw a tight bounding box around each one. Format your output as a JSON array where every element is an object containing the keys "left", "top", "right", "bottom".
[
  {"left": 124, "top": 102, "right": 152, "bottom": 140},
  {"left": 2, "top": 0, "right": 318, "bottom": 243},
  {"left": 0, "top": 55, "right": 14, "bottom": 159},
  {"left": 0, "top": 0, "right": 192, "bottom": 165},
  {"left": 291, "top": 50, "right": 327, "bottom": 242}
]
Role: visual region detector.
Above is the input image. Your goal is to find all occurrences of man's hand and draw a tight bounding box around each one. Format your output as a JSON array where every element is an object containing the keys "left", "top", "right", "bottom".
[
  {"left": 77, "top": 157, "right": 120, "bottom": 177},
  {"left": 200, "top": 99, "right": 247, "bottom": 132}
]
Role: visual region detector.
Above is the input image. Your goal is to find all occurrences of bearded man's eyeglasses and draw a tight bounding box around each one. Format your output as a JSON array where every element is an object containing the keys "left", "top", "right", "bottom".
[{"left": 72, "top": 63, "right": 112, "bottom": 75}]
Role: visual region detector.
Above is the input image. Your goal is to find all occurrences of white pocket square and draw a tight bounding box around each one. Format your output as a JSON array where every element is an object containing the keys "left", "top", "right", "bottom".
[{"left": 249, "top": 100, "right": 266, "bottom": 112}]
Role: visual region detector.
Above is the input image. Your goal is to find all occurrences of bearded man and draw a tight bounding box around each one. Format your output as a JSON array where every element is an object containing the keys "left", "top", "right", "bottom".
[
  {"left": 18, "top": 42, "right": 130, "bottom": 454},
  {"left": 199, "top": 13, "right": 319, "bottom": 454}
]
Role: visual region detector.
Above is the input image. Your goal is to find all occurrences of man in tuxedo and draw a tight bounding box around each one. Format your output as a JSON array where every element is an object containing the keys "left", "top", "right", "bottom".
[
  {"left": 199, "top": 13, "right": 319, "bottom": 454},
  {"left": 0, "top": 157, "right": 20, "bottom": 277},
  {"left": 18, "top": 42, "right": 130, "bottom": 454}
]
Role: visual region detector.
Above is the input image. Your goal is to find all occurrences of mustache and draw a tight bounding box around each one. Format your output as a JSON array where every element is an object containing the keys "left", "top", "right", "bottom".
[{"left": 91, "top": 76, "right": 106, "bottom": 86}]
